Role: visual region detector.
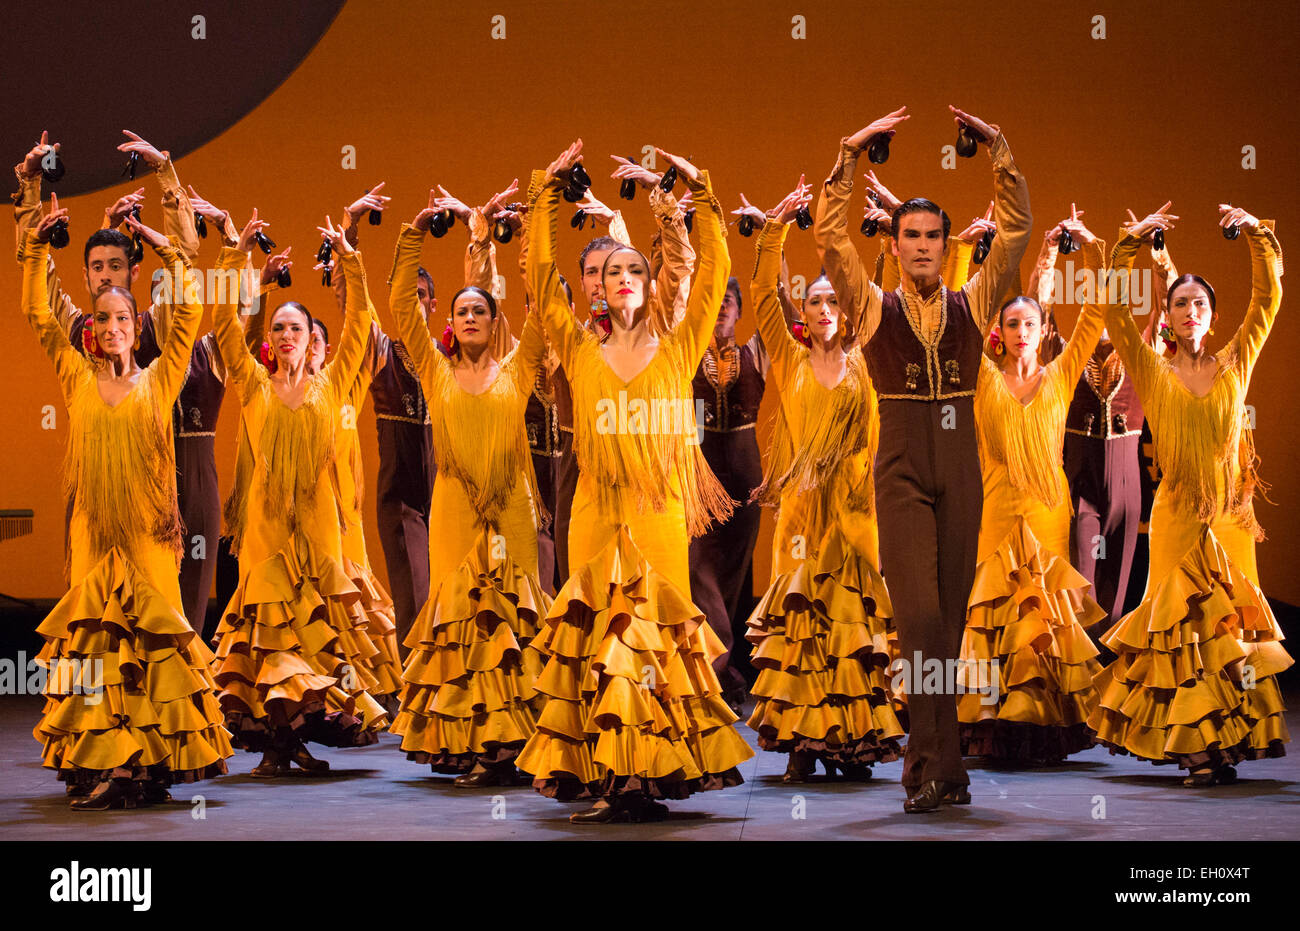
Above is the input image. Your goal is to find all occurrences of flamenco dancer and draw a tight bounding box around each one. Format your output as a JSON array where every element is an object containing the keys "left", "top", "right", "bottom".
[
  {"left": 515, "top": 140, "right": 753, "bottom": 823},
  {"left": 814, "top": 105, "right": 1032, "bottom": 812},
  {"left": 1028, "top": 211, "right": 1179, "bottom": 637},
  {"left": 22, "top": 206, "right": 232, "bottom": 809},
  {"left": 1088, "top": 203, "right": 1290, "bottom": 785},
  {"left": 210, "top": 214, "right": 400, "bottom": 776},
  {"left": 745, "top": 179, "right": 905, "bottom": 783},
  {"left": 957, "top": 206, "right": 1108, "bottom": 763},
  {"left": 386, "top": 188, "right": 552, "bottom": 787}
]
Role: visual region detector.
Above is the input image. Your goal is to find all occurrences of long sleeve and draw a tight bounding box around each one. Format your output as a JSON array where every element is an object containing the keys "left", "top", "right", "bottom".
[
  {"left": 751, "top": 219, "right": 800, "bottom": 390},
  {"left": 813, "top": 139, "right": 884, "bottom": 343},
  {"left": 526, "top": 170, "right": 585, "bottom": 374},
  {"left": 1103, "top": 232, "right": 1161, "bottom": 396},
  {"left": 1054, "top": 239, "right": 1109, "bottom": 387},
  {"left": 962, "top": 131, "right": 1033, "bottom": 335},
  {"left": 326, "top": 250, "right": 373, "bottom": 397},
  {"left": 213, "top": 245, "right": 261, "bottom": 404},
  {"left": 12, "top": 169, "right": 80, "bottom": 336},
  {"left": 942, "top": 236, "right": 975, "bottom": 291},
  {"left": 150, "top": 245, "right": 203, "bottom": 406},
  {"left": 387, "top": 223, "right": 448, "bottom": 395},
  {"left": 20, "top": 231, "right": 84, "bottom": 403},
  {"left": 155, "top": 157, "right": 200, "bottom": 262},
  {"left": 1231, "top": 222, "right": 1283, "bottom": 379},
  {"left": 647, "top": 186, "right": 696, "bottom": 335},
  {"left": 508, "top": 307, "right": 548, "bottom": 405},
  {"left": 673, "top": 170, "right": 730, "bottom": 369}
]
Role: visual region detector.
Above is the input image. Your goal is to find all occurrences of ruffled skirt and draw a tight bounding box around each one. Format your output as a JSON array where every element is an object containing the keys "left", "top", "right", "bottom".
[
  {"left": 34, "top": 548, "right": 233, "bottom": 792},
  {"left": 959, "top": 518, "right": 1104, "bottom": 761},
  {"left": 1088, "top": 526, "right": 1291, "bottom": 768},
  {"left": 342, "top": 555, "right": 404, "bottom": 708},
  {"left": 212, "top": 537, "right": 399, "bottom": 750},
  {"left": 746, "top": 525, "right": 904, "bottom": 766},
  {"left": 515, "top": 527, "right": 753, "bottom": 800},
  {"left": 390, "top": 528, "right": 549, "bottom": 772}
]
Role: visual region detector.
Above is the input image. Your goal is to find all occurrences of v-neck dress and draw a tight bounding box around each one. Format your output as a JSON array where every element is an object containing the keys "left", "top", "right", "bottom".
[
  {"left": 22, "top": 233, "right": 232, "bottom": 793},
  {"left": 384, "top": 223, "right": 552, "bottom": 773},
  {"left": 958, "top": 240, "right": 1109, "bottom": 762},
  {"left": 1088, "top": 227, "right": 1291, "bottom": 769}
]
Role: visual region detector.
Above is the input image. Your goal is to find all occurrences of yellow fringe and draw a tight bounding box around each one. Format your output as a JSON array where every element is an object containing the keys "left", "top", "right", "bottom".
[
  {"left": 569, "top": 335, "right": 733, "bottom": 538},
  {"left": 754, "top": 352, "right": 875, "bottom": 520},
  {"left": 1145, "top": 345, "right": 1264, "bottom": 538},
  {"left": 257, "top": 374, "right": 337, "bottom": 535},
  {"left": 222, "top": 417, "right": 255, "bottom": 549},
  {"left": 974, "top": 356, "right": 1072, "bottom": 510},
  {"left": 66, "top": 369, "right": 181, "bottom": 563},
  {"left": 431, "top": 347, "right": 538, "bottom": 529}
]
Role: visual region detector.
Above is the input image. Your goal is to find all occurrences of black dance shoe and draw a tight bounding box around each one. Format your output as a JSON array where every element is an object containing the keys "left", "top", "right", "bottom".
[
  {"left": 1183, "top": 765, "right": 1237, "bottom": 788},
  {"left": 290, "top": 744, "right": 330, "bottom": 773},
  {"left": 453, "top": 763, "right": 522, "bottom": 788},
  {"left": 70, "top": 778, "right": 137, "bottom": 811},
  {"left": 904, "top": 779, "right": 970, "bottom": 813},
  {"left": 782, "top": 751, "right": 816, "bottom": 784}
]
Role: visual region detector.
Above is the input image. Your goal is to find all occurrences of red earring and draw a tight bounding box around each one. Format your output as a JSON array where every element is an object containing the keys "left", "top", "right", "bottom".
[
  {"left": 81, "top": 318, "right": 105, "bottom": 359},
  {"left": 259, "top": 341, "right": 279, "bottom": 374},
  {"left": 441, "top": 322, "right": 459, "bottom": 357},
  {"left": 791, "top": 321, "right": 811, "bottom": 347}
]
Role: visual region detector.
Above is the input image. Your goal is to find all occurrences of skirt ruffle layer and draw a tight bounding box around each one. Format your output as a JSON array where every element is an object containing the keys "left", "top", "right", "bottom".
[
  {"left": 959, "top": 519, "right": 1103, "bottom": 761},
  {"left": 390, "top": 528, "right": 549, "bottom": 773},
  {"left": 746, "top": 525, "right": 904, "bottom": 766},
  {"left": 34, "top": 548, "right": 233, "bottom": 787},
  {"left": 212, "top": 538, "right": 398, "bottom": 750},
  {"left": 515, "top": 527, "right": 752, "bottom": 801},
  {"left": 1088, "top": 526, "right": 1291, "bottom": 768}
]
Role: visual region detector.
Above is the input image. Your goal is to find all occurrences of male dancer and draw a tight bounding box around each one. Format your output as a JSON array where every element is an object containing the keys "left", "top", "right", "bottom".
[{"left": 814, "top": 106, "right": 1031, "bottom": 812}]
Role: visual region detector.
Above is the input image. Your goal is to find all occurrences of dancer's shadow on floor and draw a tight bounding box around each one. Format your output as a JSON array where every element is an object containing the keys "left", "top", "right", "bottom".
[{"left": 1091, "top": 772, "right": 1297, "bottom": 797}]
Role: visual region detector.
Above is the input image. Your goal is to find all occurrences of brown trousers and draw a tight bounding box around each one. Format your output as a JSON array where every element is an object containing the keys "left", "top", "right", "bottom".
[
  {"left": 176, "top": 435, "right": 221, "bottom": 641},
  {"left": 875, "top": 398, "right": 981, "bottom": 791},
  {"left": 1065, "top": 432, "right": 1141, "bottom": 633},
  {"left": 375, "top": 419, "right": 434, "bottom": 655}
]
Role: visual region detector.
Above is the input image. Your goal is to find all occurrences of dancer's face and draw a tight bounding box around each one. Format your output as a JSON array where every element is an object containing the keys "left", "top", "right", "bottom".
[
  {"left": 714, "top": 290, "right": 740, "bottom": 343},
  {"left": 91, "top": 290, "right": 138, "bottom": 362},
  {"left": 602, "top": 248, "right": 649, "bottom": 319},
  {"left": 1168, "top": 282, "right": 1215, "bottom": 344},
  {"left": 269, "top": 306, "right": 311, "bottom": 369},
  {"left": 893, "top": 212, "right": 947, "bottom": 285},
  {"left": 309, "top": 322, "right": 329, "bottom": 372},
  {"left": 802, "top": 280, "right": 841, "bottom": 343},
  {"left": 452, "top": 291, "right": 494, "bottom": 354},
  {"left": 999, "top": 301, "right": 1042, "bottom": 361},
  {"left": 83, "top": 244, "right": 138, "bottom": 299},
  {"left": 581, "top": 246, "right": 615, "bottom": 309}
]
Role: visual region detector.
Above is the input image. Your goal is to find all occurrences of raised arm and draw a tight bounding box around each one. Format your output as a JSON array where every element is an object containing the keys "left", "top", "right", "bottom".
[
  {"left": 665, "top": 153, "right": 730, "bottom": 369},
  {"left": 646, "top": 184, "right": 696, "bottom": 334},
  {"left": 752, "top": 216, "right": 803, "bottom": 391},
  {"left": 1104, "top": 221, "right": 1166, "bottom": 397},
  {"left": 814, "top": 129, "right": 893, "bottom": 342},
  {"left": 1224, "top": 208, "right": 1283, "bottom": 378},
  {"left": 386, "top": 214, "right": 448, "bottom": 396},
  {"left": 955, "top": 108, "right": 1032, "bottom": 334},
  {"left": 123, "top": 214, "right": 202, "bottom": 405},
  {"left": 526, "top": 146, "right": 587, "bottom": 374},
  {"left": 1053, "top": 228, "right": 1108, "bottom": 386},
  {"left": 326, "top": 245, "right": 374, "bottom": 398},
  {"left": 19, "top": 231, "right": 84, "bottom": 403},
  {"left": 508, "top": 305, "right": 548, "bottom": 407},
  {"left": 212, "top": 241, "right": 262, "bottom": 404}
]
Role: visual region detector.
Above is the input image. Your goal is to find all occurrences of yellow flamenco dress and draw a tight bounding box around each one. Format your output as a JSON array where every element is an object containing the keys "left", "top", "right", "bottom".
[
  {"left": 514, "top": 168, "right": 754, "bottom": 802},
  {"left": 332, "top": 296, "right": 404, "bottom": 710},
  {"left": 1088, "top": 225, "right": 1291, "bottom": 771},
  {"left": 958, "top": 239, "right": 1109, "bottom": 762},
  {"left": 22, "top": 232, "right": 233, "bottom": 800},
  {"left": 210, "top": 245, "right": 400, "bottom": 754},
  {"left": 385, "top": 223, "right": 551, "bottom": 774},
  {"left": 744, "top": 219, "right": 903, "bottom": 774}
]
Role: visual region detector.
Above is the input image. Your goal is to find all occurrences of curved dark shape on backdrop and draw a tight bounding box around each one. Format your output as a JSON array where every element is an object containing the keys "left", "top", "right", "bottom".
[{"left": 1, "top": 0, "right": 345, "bottom": 198}]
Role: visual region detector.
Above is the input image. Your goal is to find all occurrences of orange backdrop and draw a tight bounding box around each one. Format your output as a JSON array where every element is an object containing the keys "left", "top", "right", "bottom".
[{"left": 2, "top": 0, "right": 1297, "bottom": 603}]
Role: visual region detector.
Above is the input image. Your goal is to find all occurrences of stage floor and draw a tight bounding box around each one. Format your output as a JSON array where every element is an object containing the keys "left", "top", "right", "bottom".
[{"left": 2, "top": 694, "right": 1296, "bottom": 841}]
